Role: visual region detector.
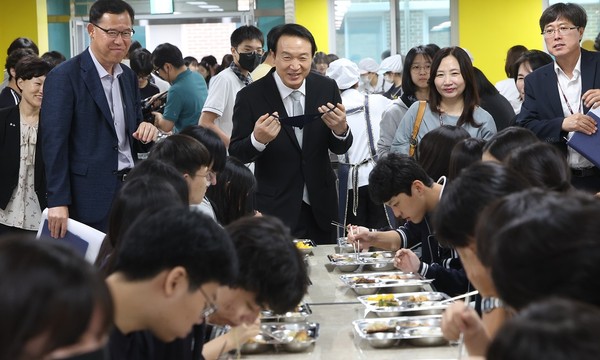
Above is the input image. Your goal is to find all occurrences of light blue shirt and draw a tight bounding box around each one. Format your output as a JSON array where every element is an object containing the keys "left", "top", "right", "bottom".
[{"left": 88, "top": 48, "right": 134, "bottom": 170}]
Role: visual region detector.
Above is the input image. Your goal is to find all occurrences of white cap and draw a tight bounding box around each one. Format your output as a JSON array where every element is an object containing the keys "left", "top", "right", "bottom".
[
  {"left": 358, "top": 58, "right": 379, "bottom": 74},
  {"left": 379, "top": 54, "right": 404, "bottom": 74},
  {"left": 326, "top": 58, "right": 360, "bottom": 90}
]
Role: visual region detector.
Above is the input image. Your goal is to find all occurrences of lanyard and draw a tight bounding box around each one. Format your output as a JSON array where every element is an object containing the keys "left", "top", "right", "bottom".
[{"left": 557, "top": 80, "right": 579, "bottom": 115}]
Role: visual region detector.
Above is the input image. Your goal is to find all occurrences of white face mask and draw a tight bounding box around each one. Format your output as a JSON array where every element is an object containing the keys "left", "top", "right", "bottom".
[
  {"left": 384, "top": 74, "right": 394, "bottom": 83},
  {"left": 360, "top": 74, "right": 371, "bottom": 85}
]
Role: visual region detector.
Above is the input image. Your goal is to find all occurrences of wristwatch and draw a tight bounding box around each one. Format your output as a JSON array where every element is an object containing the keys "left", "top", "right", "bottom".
[{"left": 482, "top": 297, "right": 504, "bottom": 313}]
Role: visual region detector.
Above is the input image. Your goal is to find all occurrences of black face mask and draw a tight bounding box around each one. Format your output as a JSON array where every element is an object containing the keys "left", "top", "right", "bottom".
[
  {"left": 237, "top": 52, "right": 261, "bottom": 72},
  {"left": 58, "top": 347, "right": 109, "bottom": 360}
]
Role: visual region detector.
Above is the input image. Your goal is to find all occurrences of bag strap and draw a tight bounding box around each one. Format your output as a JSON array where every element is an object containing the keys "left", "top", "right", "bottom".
[{"left": 409, "top": 101, "right": 427, "bottom": 157}]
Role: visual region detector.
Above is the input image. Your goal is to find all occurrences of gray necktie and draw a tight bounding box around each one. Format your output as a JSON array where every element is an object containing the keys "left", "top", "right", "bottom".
[{"left": 289, "top": 90, "right": 303, "bottom": 116}]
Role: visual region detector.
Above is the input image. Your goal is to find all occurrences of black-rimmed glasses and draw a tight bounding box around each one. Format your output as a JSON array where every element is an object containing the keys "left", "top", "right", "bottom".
[
  {"left": 91, "top": 22, "right": 135, "bottom": 39},
  {"left": 199, "top": 287, "right": 218, "bottom": 318},
  {"left": 541, "top": 26, "right": 579, "bottom": 37}
]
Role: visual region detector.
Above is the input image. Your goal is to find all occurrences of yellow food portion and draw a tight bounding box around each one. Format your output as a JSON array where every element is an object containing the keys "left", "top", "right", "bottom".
[
  {"left": 292, "top": 330, "right": 310, "bottom": 342},
  {"left": 366, "top": 294, "right": 395, "bottom": 301},
  {"left": 296, "top": 242, "right": 313, "bottom": 249}
]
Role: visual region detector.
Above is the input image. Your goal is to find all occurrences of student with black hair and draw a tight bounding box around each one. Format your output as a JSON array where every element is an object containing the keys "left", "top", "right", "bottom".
[
  {"left": 487, "top": 298, "right": 600, "bottom": 360},
  {"left": 348, "top": 153, "right": 468, "bottom": 296},
  {"left": 151, "top": 43, "right": 208, "bottom": 133},
  {"left": 179, "top": 125, "right": 227, "bottom": 220},
  {"left": 481, "top": 126, "right": 539, "bottom": 162},
  {"left": 0, "top": 235, "right": 113, "bottom": 360},
  {"left": 378, "top": 45, "right": 436, "bottom": 157},
  {"left": 447, "top": 137, "right": 485, "bottom": 179},
  {"left": 416, "top": 124, "right": 470, "bottom": 180},
  {"left": 41, "top": 50, "right": 67, "bottom": 69},
  {"left": 130, "top": 48, "right": 159, "bottom": 99},
  {"left": 147, "top": 134, "right": 213, "bottom": 206},
  {"left": 206, "top": 156, "right": 257, "bottom": 226},
  {"left": 505, "top": 142, "right": 572, "bottom": 192},
  {"left": 477, "top": 189, "right": 600, "bottom": 311},
  {"left": 201, "top": 215, "right": 309, "bottom": 358},
  {"left": 435, "top": 162, "right": 529, "bottom": 357},
  {"left": 251, "top": 25, "right": 283, "bottom": 81},
  {"left": 0, "top": 37, "right": 39, "bottom": 92},
  {"left": 94, "top": 170, "right": 189, "bottom": 275},
  {"left": 200, "top": 25, "right": 264, "bottom": 147},
  {"left": 107, "top": 207, "right": 238, "bottom": 359},
  {"left": 473, "top": 67, "right": 515, "bottom": 131}
]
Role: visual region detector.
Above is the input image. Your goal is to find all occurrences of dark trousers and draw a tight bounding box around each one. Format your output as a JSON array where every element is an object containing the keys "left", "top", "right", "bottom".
[
  {"left": 293, "top": 202, "right": 336, "bottom": 245},
  {"left": 0, "top": 223, "right": 37, "bottom": 237},
  {"left": 571, "top": 173, "right": 600, "bottom": 193}
]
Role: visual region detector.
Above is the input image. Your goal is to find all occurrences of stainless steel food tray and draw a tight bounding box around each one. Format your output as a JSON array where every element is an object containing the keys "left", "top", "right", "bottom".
[
  {"left": 340, "top": 271, "right": 433, "bottom": 295},
  {"left": 353, "top": 315, "right": 447, "bottom": 348},
  {"left": 357, "top": 291, "right": 449, "bottom": 317},
  {"left": 260, "top": 302, "right": 312, "bottom": 322},
  {"left": 241, "top": 321, "right": 319, "bottom": 354}
]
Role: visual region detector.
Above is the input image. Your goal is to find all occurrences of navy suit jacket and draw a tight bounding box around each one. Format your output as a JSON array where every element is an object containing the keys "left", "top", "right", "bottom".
[
  {"left": 40, "top": 48, "right": 143, "bottom": 225},
  {"left": 229, "top": 69, "right": 352, "bottom": 234},
  {"left": 517, "top": 48, "right": 600, "bottom": 154}
]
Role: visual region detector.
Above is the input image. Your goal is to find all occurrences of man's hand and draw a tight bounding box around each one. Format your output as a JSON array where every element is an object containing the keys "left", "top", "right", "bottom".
[
  {"left": 561, "top": 113, "right": 597, "bottom": 135},
  {"left": 47, "top": 206, "right": 69, "bottom": 239},
  {"left": 253, "top": 112, "right": 281, "bottom": 145},
  {"left": 393, "top": 248, "right": 420, "bottom": 273},
  {"left": 346, "top": 225, "right": 372, "bottom": 251},
  {"left": 319, "top": 102, "right": 348, "bottom": 136},
  {"left": 133, "top": 121, "right": 159, "bottom": 143},
  {"left": 582, "top": 89, "right": 600, "bottom": 109}
]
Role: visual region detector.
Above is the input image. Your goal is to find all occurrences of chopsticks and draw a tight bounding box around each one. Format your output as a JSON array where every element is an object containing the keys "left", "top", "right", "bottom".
[
  {"left": 456, "top": 291, "right": 476, "bottom": 360},
  {"left": 330, "top": 220, "right": 346, "bottom": 229},
  {"left": 439, "top": 290, "right": 479, "bottom": 305}
]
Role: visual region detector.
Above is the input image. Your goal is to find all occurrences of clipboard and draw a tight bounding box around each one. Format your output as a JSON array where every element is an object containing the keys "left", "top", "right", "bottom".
[{"left": 566, "top": 109, "right": 600, "bottom": 168}]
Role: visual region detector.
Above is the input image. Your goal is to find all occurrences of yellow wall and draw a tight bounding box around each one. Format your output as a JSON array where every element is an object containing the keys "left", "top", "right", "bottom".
[
  {"left": 295, "top": 0, "right": 330, "bottom": 54},
  {"left": 0, "top": 0, "right": 48, "bottom": 77},
  {"left": 459, "top": 0, "right": 543, "bottom": 83}
]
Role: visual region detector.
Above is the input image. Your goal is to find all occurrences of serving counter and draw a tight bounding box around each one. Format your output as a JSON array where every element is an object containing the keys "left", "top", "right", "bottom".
[{"left": 246, "top": 245, "right": 459, "bottom": 360}]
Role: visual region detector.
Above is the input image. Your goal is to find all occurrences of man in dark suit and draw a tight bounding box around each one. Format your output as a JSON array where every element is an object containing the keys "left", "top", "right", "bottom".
[
  {"left": 40, "top": 0, "right": 157, "bottom": 237},
  {"left": 229, "top": 24, "right": 352, "bottom": 244},
  {"left": 517, "top": 2, "right": 600, "bottom": 192}
]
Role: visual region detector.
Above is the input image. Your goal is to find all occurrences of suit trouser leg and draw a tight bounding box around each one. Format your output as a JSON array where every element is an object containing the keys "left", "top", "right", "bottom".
[{"left": 294, "top": 202, "right": 336, "bottom": 245}]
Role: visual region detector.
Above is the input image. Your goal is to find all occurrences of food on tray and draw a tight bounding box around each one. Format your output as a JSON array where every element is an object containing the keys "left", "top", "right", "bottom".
[
  {"left": 295, "top": 241, "right": 313, "bottom": 249},
  {"left": 366, "top": 294, "right": 394, "bottom": 301},
  {"left": 352, "top": 276, "right": 376, "bottom": 284},
  {"left": 364, "top": 322, "right": 397, "bottom": 334},
  {"left": 379, "top": 273, "right": 415, "bottom": 280},
  {"left": 291, "top": 330, "right": 310, "bottom": 342},
  {"left": 410, "top": 327, "right": 443, "bottom": 337},
  {"left": 377, "top": 298, "right": 399, "bottom": 307},
  {"left": 401, "top": 321, "right": 425, "bottom": 328},
  {"left": 408, "top": 294, "right": 429, "bottom": 302},
  {"left": 365, "top": 294, "right": 399, "bottom": 307}
]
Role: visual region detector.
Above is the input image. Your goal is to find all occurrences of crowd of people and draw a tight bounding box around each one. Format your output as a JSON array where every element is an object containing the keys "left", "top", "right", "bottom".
[{"left": 2, "top": 0, "right": 600, "bottom": 359}]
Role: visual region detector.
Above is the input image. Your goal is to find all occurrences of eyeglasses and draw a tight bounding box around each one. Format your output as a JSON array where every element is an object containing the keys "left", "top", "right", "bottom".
[
  {"left": 410, "top": 65, "right": 431, "bottom": 72},
  {"left": 541, "top": 26, "right": 579, "bottom": 37},
  {"left": 205, "top": 170, "right": 217, "bottom": 185},
  {"left": 91, "top": 23, "right": 135, "bottom": 39},
  {"left": 199, "top": 287, "right": 218, "bottom": 318}
]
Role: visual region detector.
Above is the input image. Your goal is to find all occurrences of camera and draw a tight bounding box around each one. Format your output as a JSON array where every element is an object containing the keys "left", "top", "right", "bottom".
[{"left": 141, "top": 92, "right": 167, "bottom": 123}]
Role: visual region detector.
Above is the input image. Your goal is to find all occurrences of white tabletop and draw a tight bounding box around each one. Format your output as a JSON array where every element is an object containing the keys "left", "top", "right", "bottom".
[{"left": 244, "top": 245, "right": 458, "bottom": 359}]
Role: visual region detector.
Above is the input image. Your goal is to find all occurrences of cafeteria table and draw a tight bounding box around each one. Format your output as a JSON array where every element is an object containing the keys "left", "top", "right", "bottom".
[{"left": 245, "top": 244, "right": 460, "bottom": 359}]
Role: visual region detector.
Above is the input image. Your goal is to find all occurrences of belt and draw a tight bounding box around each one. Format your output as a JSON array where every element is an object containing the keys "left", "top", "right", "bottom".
[
  {"left": 113, "top": 168, "right": 132, "bottom": 182},
  {"left": 570, "top": 166, "right": 600, "bottom": 177}
]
